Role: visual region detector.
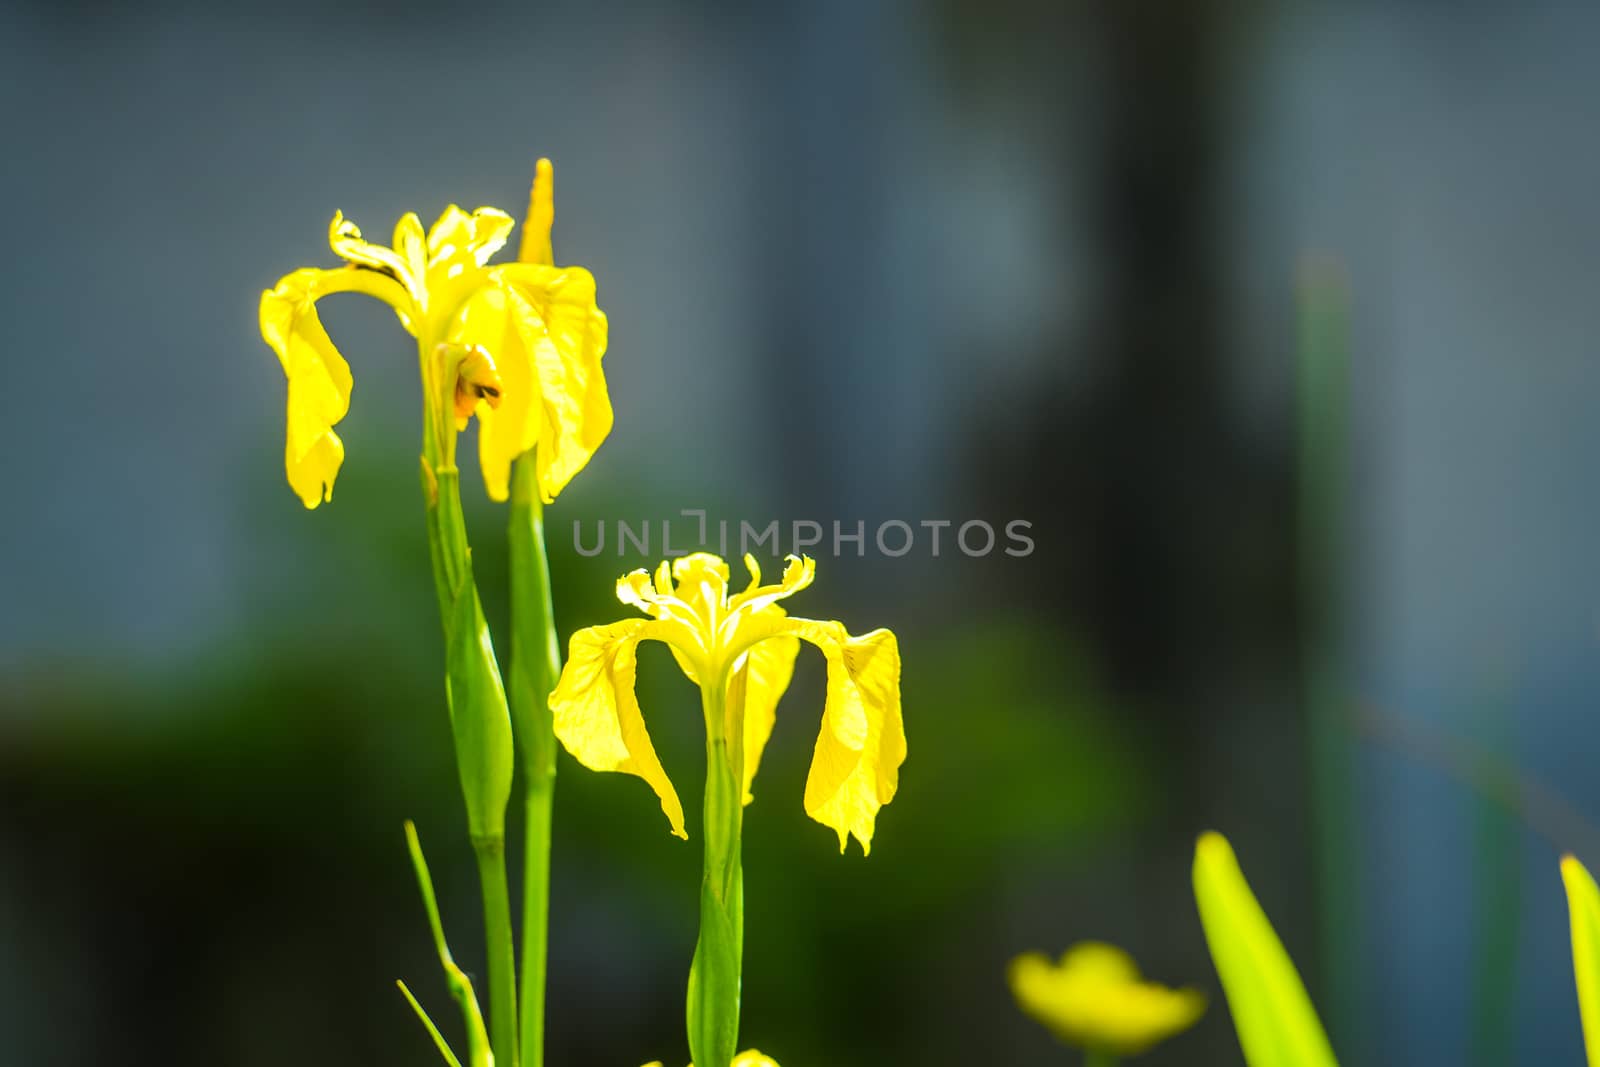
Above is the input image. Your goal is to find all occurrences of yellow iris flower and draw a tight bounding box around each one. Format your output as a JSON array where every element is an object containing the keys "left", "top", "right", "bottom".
[
  {"left": 259, "top": 159, "right": 610, "bottom": 508},
  {"left": 641, "top": 1051, "right": 779, "bottom": 1067},
  {"left": 548, "top": 552, "right": 905, "bottom": 853},
  {"left": 1008, "top": 942, "right": 1205, "bottom": 1058}
]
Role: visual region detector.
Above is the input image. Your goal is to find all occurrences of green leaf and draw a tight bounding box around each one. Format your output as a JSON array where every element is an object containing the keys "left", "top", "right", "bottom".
[
  {"left": 444, "top": 553, "right": 515, "bottom": 842},
  {"left": 1562, "top": 855, "right": 1600, "bottom": 1065},
  {"left": 404, "top": 821, "right": 495, "bottom": 1067},
  {"left": 1192, "top": 831, "right": 1338, "bottom": 1067},
  {"left": 398, "top": 980, "right": 464, "bottom": 1067}
]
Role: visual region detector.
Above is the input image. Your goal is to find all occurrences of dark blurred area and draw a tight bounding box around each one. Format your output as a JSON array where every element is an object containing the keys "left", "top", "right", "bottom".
[{"left": 5, "top": 1, "right": 1600, "bottom": 1064}]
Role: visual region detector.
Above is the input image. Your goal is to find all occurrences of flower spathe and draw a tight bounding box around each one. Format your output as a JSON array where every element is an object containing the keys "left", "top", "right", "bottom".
[
  {"left": 548, "top": 552, "right": 905, "bottom": 854},
  {"left": 1008, "top": 942, "right": 1205, "bottom": 1057},
  {"left": 259, "top": 159, "right": 611, "bottom": 508}
]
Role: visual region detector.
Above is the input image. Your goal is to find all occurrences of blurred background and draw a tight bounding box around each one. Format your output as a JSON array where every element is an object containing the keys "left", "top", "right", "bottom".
[{"left": 3, "top": 1, "right": 1599, "bottom": 1064}]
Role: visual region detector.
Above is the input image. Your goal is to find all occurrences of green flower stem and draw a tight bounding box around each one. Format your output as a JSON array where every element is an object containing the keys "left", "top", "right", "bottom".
[
  {"left": 688, "top": 680, "right": 744, "bottom": 1067},
  {"left": 508, "top": 455, "right": 561, "bottom": 1067},
  {"left": 420, "top": 362, "right": 517, "bottom": 1067},
  {"left": 1085, "top": 1052, "right": 1119, "bottom": 1067},
  {"left": 1297, "top": 260, "right": 1360, "bottom": 1058},
  {"left": 473, "top": 834, "right": 519, "bottom": 1067}
]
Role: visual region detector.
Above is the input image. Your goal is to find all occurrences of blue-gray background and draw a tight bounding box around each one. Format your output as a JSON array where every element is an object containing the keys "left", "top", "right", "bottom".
[{"left": 2, "top": 2, "right": 1597, "bottom": 1064}]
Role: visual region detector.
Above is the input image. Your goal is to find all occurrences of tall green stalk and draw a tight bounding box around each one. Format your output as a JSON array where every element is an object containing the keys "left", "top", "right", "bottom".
[
  {"left": 687, "top": 680, "right": 744, "bottom": 1067},
  {"left": 420, "top": 343, "right": 517, "bottom": 1067},
  {"left": 508, "top": 455, "right": 562, "bottom": 1067},
  {"left": 1296, "top": 260, "right": 1361, "bottom": 1059},
  {"left": 1469, "top": 671, "right": 1519, "bottom": 1067}
]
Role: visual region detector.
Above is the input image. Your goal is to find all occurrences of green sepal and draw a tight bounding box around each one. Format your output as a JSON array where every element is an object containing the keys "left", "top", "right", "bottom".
[
  {"left": 444, "top": 551, "right": 515, "bottom": 842},
  {"left": 687, "top": 872, "right": 742, "bottom": 1067},
  {"left": 687, "top": 729, "right": 744, "bottom": 1067}
]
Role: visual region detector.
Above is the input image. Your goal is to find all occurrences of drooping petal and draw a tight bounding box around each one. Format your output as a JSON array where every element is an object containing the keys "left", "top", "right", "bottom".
[
  {"left": 259, "top": 266, "right": 414, "bottom": 508},
  {"left": 549, "top": 619, "right": 686, "bottom": 838},
  {"left": 750, "top": 617, "right": 903, "bottom": 854},
  {"left": 732, "top": 624, "right": 800, "bottom": 805},
  {"left": 1563, "top": 855, "right": 1600, "bottom": 1066},
  {"left": 465, "top": 262, "right": 610, "bottom": 502},
  {"left": 1193, "top": 831, "right": 1338, "bottom": 1067}
]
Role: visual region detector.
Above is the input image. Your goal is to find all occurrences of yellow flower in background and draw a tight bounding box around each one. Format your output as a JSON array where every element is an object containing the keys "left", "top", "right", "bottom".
[
  {"left": 1008, "top": 942, "right": 1205, "bottom": 1057},
  {"left": 548, "top": 552, "right": 905, "bottom": 853},
  {"left": 259, "top": 159, "right": 610, "bottom": 508},
  {"left": 640, "top": 1051, "right": 780, "bottom": 1067}
]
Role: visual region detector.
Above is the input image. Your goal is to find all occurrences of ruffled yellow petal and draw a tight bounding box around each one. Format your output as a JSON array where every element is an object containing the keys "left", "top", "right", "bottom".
[
  {"left": 466, "top": 263, "right": 610, "bottom": 502},
  {"left": 259, "top": 266, "right": 413, "bottom": 508},
  {"left": 1009, "top": 943, "right": 1205, "bottom": 1056},
  {"left": 549, "top": 619, "right": 686, "bottom": 838},
  {"left": 427, "top": 205, "right": 515, "bottom": 270},
  {"left": 779, "top": 619, "right": 903, "bottom": 854},
  {"left": 327, "top": 212, "right": 410, "bottom": 285}
]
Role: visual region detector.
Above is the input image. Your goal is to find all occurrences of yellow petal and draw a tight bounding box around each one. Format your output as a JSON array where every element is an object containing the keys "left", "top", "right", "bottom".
[
  {"left": 519, "top": 157, "right": 555, "bottom": 267},
  {"left": 733, "top": 624, "right": 800, "bottom": 805},
  {"left": 259, "top": 266, "right": 411, "bottom": 508},
  {"left": 461, "top": 263, "right": 610, "bottom": 502},
  {"left": 454, "top": 286, "right": 525, "bottom": 499},
  {"left": 427, "top": 205, "right": 515, "bottom": 270},
  {"left": 549, "top": 619, "right": 686, "bottom": 838},
  {"left": 1056, "top": 941, "right": 1141, "bottom": 983},
  {"left": 327, "top": 211, "right": 411, "bottom": 285},
  {"left": 1193, "top": 831, "right": 1338, "bottom": 1067},
  {"left": 779, "top": 619, "right": 904, "bottom": 854},
  {"left": 1008, "top": 944, "right": 1204, "bottom": 1055},
  {"left": 1563, "top": 855, "right": 1600, "bottom": 1066},
  {"left": 656, "top": 1051, "right": 779, "bottom": 1067},
  {"left": 671, "top": 553, "right": 731, "bottom": 624},
  {"left": 392, "top": 211, "right": 428, "bottom": 284},
  {"left": 451, "top": 345, "right": 503, "bottom": 429}
]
